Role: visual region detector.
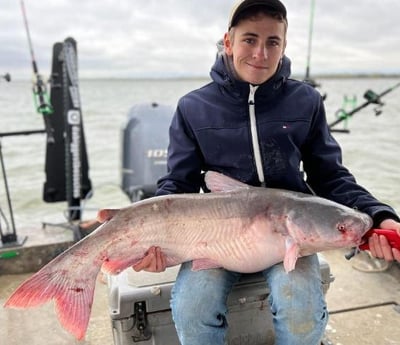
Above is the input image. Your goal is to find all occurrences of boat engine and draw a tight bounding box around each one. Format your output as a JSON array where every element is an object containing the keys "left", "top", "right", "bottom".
[{"left": 121, "top": 102, "right": 174, "bottom": 202}]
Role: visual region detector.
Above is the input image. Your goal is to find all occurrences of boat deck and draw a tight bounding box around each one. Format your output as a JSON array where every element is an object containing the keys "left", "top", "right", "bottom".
[{"left": 0, "top": 232, "right": 399, "bottom": 345}]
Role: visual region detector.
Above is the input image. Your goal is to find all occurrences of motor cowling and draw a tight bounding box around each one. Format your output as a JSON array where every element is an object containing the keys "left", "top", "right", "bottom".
[{"left": 121, "top": 102, "right": 174, "bottom": 202}]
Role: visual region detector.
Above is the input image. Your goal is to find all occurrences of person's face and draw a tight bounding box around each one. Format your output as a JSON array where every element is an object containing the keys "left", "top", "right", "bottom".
[{"left": 224, "top": 14, "right": 286, "bottom": 85}]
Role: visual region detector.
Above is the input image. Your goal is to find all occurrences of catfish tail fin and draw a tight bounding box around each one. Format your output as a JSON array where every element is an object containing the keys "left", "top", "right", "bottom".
[{"left": 4, "top": 247, "right": 102, "bottom": 340}]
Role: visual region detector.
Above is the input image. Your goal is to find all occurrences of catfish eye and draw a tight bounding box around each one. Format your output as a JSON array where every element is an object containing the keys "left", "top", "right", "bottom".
[{"left": 337, "top": 224, "right": 347, "bottom": 233}]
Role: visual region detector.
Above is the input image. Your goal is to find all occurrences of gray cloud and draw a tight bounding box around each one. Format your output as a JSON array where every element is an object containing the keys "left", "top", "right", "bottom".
[{"left": 2, "top": 0, "right": 399, "bottom": 79}]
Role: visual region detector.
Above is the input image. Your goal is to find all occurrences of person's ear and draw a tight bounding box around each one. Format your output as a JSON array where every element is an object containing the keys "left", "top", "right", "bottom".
[
  {"left": 281, "top": 39, "right": 287, "bottom": 58},
  {"left": 224, "top": 31, "right": 233, "bottom": 56}
]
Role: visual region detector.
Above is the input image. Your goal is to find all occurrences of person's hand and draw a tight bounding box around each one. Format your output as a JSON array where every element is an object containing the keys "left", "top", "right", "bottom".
[
  {"left": 96, "top": 208, "right": 119, "bottom": 223},
  {"left": 368, "top": 219, "right": 400, "bottom": 262},
  {"left": 96, "top": 208, "right": 167, "bottom": 272},
  {"left": 132, "top": 246, "right": 167, "bottom": 272}
]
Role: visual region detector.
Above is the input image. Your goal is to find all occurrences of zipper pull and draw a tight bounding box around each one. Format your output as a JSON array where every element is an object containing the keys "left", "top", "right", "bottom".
[{"left": 248, "top": 85, "right": 258, "bottom": 104}]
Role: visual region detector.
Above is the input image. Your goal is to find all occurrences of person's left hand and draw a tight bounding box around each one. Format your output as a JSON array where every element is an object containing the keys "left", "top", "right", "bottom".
[
  {"left": 368, "top": 219, "right": 400, "bottom": 262},
  {"left": 97, "top": 208, "right": 119, "bottom": 223},
  {"left": 96, "top": 208, "right": 167, "bottom": 273}
]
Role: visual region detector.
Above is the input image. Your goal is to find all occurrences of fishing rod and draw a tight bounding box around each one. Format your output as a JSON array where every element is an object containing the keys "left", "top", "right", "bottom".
[
  {"left": 329, "top": 81, "right": 400, "bottom": 132},
  {"left": 0, "top": 138, "right": 18, "bottom": 247},
  {"left": 304, "top": 0, "right": 316, "bottom": 85},
  {"left": 303, "top": 0, "right": 327, "bottom": 101},
  {"left": 20, "top": 0, "right": 55, "bottom": 143}
]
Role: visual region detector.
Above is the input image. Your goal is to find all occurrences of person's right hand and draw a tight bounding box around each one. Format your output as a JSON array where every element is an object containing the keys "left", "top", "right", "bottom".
[
  {"left": 369, "top": 219, "right": 400, "bottom": 262},
  {"left": 96, "top": 208, "right": 167, "bottom": 272},
  {"left": 132, "top": 246, "right": 167, "bottom": 272}
]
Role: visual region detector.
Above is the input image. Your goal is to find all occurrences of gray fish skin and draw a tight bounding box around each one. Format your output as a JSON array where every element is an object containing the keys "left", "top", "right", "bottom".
[{"left": 4, "top": 171, "right": 372, "bottom": 340}]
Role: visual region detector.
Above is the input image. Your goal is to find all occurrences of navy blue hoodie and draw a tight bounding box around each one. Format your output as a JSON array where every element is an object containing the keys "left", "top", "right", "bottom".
[{"left": 157, "top": 55, "right": 398, "bottom": 225}]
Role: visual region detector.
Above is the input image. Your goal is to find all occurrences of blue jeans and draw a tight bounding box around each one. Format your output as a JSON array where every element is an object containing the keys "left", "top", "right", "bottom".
[{"left": 170, "top": 254, "right": 328, "bottom": 345}]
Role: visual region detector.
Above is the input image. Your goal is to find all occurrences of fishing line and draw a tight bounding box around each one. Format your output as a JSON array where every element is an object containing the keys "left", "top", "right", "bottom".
[
  {"left": 20, "top": 0, "right": 55, "bottom": 143},
  {"left": 20, "top": 0, "right": 36, "bottom": 68},
  {"left": 305, "top": 0, "right": 316, "bottom": 82}
]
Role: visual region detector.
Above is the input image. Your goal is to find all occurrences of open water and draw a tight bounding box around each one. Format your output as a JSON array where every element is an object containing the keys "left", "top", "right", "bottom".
[{"left": 0, "top": 77, "right": 399, "bottom": 234}]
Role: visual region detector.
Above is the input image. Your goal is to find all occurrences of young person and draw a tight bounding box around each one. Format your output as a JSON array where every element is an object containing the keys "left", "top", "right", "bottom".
[{"left": 99, "top": 1, "right": 400, "bottom": 343}]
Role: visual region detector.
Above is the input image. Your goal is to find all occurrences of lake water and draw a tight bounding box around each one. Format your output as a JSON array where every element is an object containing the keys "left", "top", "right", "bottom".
[{"left": 0, "top": 77, "right": 399, "bottom": 233}]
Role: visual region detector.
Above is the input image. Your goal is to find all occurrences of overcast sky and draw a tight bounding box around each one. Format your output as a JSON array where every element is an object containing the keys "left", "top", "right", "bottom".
[{"left": 2, "top": 0, "right": 400, "bottom": 80}]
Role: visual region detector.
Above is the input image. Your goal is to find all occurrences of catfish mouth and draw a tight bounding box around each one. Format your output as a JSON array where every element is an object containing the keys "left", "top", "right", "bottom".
[
  {"left": 341, "top": 228, "right": 366, "bottom": 246},
  {"left": 353, "top": 235, "right": 366, "bottom": 247},
  {"left": 358, "top": 237, "right": 368, "bottom": 247}
]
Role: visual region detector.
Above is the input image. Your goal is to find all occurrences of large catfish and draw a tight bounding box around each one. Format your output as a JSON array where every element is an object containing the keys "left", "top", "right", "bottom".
[{"left": 4, "top": 171, "right": 372, "bottom": 339}]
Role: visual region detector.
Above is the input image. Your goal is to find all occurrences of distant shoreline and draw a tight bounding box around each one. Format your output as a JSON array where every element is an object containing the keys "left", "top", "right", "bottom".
[
  {"left": 83, "top": 73, "right": 400, "bottom": 81},
  {"left": 6, "top": 74, "right": 400, "bottom": 82},
  {"left": 297, "top": 73, "right": 400, "bottom": 79}
]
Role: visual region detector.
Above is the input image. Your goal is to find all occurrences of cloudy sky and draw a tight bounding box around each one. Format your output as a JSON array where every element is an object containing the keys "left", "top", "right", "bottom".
[{"left": 2, "top": 0, "right": 400, "bottom": 80}]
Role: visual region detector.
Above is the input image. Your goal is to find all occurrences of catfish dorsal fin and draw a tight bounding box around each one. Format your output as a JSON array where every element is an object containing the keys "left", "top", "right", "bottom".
[{"left": 205, "top": 171, "right": 249, "bottom": 193}]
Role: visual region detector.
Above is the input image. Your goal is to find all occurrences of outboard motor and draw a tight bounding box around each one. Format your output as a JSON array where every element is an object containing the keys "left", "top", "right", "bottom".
[{"left": 121, "top": 102, "right": 174, "bottom": 202}]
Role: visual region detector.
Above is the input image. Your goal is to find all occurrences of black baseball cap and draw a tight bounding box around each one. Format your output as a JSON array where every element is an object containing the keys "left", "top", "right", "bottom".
[{"left": 228, "top": 0, "right": 287, "bottom": 29}]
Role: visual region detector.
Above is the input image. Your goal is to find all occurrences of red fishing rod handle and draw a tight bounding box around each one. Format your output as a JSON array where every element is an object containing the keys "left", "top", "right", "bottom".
[{"left": 359, "top": 228, "right": 400, "bottom": 251}]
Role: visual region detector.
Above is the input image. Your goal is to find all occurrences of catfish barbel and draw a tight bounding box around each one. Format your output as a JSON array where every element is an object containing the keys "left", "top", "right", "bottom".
[{"left": 4, "top": 171, "right": 372, "bottom": 339}]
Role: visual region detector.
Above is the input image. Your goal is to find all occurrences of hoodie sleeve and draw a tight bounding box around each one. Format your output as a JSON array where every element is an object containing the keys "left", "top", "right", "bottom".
[
  {"left": 302, "top": 96, "right": 399, "bottom": 225},
  {"left": 156, "top": 97, "right": 204, "bottom": 195}
]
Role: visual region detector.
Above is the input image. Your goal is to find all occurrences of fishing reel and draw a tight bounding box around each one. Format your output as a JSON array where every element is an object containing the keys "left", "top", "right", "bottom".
[
  {"left": 363, "top": 89, "right": 383, "bottom": 116},
  {"left": 329, "top": 80, "right": 400, "bottom": 132},
  {"left": 1, "top": 73, "right": 11, "bottom": 82}
]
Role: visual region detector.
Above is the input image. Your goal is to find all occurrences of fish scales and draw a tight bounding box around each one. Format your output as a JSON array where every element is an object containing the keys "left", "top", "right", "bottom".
[{"left": 4, "top": 171, "right": 372, "bottom": 340}]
